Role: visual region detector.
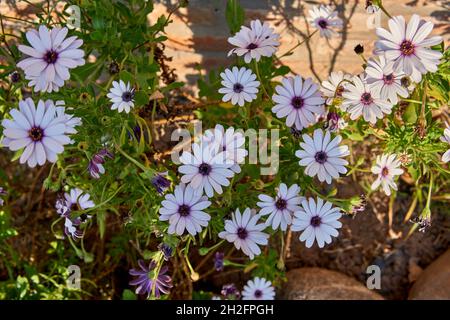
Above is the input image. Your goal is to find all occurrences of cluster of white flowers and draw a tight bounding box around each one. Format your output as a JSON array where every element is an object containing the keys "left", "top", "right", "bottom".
[
  {"left": 159, "top": 124, "right": 252, "bottom": 240},
  {"left": 316, "top": 13, "right": 445, "bottom": 195},
  {"left": 2, "top": 25, "right": 84, "bottom": 168},
  {"left": 156, "top": 9, "right": 445, "bottom": 261},
  {"left": 2, "top": 5, "right": 446, "bottom": 300}
]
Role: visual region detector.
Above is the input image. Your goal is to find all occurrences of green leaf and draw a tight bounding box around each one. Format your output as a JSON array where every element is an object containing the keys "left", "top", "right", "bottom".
[
  {"left": 97, "top": 211, "right": 106, "bottom": 239},
  {"left": 273, "top": 65, "right": 291, "bottom": 77},
  {"left": 135, "top": 91, "right": 148, "bottom": 106},
  {"left": 225, "top": 0, "right": 245, "bottom": 34},
  {"left": 122, "top": 289, "right": 137, "bottom": 300},
  {"left": 403, "top": 102, "right": 417, "bottom": 124},
  {"left": 119, "top": 70, "right": 134, "bottom": 84}
]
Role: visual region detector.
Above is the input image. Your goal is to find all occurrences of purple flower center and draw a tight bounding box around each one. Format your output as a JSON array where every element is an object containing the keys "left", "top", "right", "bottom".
[
  {"left": 247, "top": 43, "right": 258, "bottom": 50},
  {"left": 275, "top": 198, "right": 287, "bottom": 210},
  {"left": 291, "top": 96, "right": 304, "bottom": 109},
  {"left": 70, "top": 201, "right": 82, "bottom": 212},
  {"left": 233, "top": 83, "right": 244, "bottom": 93},
  {"left": 400, "top": 40, "right": 415, "bottom": 56},
  {"left": 318, "top": 19, "right": 328, "bottom": 29},
  {"left": 314, "top": 151, "right": 328, "bottom": 164},
  {"left": 254, "top": 289, "right": 263, "bottom": 298},
  {"left": 122, "top": 91, "right": 134, "bottom": 102},
  {"left": 310, "top": 215, "right": 322, "bottom": 227},
  {"left": 44, "top": 50, "right": 58, "bottom": 64},
  {"left": 178, "top": 204, "right": 191, "bottom": 217},
  {"left": 336, "top": 85, "right": 345, "bottom": 97},
  {"left": 198, "top": 163, "right": 212, "bottom": 176},
  {"left": 361, "top": 92, "right": 373, "bottom": 105},
  {"left": 29, "top": 126, "right": 43, "bottom": 141},
  {"left": 383, "top": 74, "right": 394, "bottom": 85},
  {"left": 381, "top": 167, "right": 389, "bottom": 177},
  {"left": 237, "top": 227, "right": 248, "bottom": 239}
]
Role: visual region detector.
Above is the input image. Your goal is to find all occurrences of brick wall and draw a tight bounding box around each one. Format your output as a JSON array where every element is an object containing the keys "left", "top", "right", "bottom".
[{"left": 149, "top": 0, "right": 449, "bottom": 88}]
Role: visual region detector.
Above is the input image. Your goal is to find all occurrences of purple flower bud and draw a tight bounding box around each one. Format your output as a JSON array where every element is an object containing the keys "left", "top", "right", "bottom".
[
  {"left": 10, "top": 71, "right": 20, "bottom": 83},
  {"left": 0, "top": 187, "right": 6, "bottom": 206},
  {"left": 92, "top": 154, "right": 105, "bottom": 164},
  {"left": 88, "top": 149, "right": 113, "bottom": 179},
  {"left": 221, "top": 283, "right": 240, "bottom": 300},
  {"left": 97, "top": 149, "right": 114, "bottom": 160},
  {"left": 214, "top": 252, "right": 224, "bottom": 272},
  {"left": 324, "top": 112, "right": 346, "bottom": 132},
  {"left": 151, "top": 172, "right": 171, "bottom": 194},
  {"left": 88, "top": 160, "right": 102, "bottom": 179},
  {"left": 290, "top": 127, "right": 302, "bottom": 139},
  {"left": 55, "top": 196, "right": 70, "bottom": 217},
  {"left": 158, "top": 243, "right": 173, "bottom": 261}
]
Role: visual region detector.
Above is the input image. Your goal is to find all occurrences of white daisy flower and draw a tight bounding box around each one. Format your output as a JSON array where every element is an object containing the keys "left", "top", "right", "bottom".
[
  {"left": 308, "top": 5, "right": 343, "bottom": 39},
  {"left": 228, "top": 19, "right": 280, "bottom": 63},
  {"left": 291, "top": 197, "right": 342, "bottom": 248},
  {"left": 321, "top": 71, "right": 351, "bottom": 105},
  {"left": 341, "top": 75, "right": 393, "bottom": 124},
  {"left": 441, "top": 126, "right": 450, "bottom": 163},
  {"left": 17, "top": 25, "right": 85, "bottom": 93},
  {"left": 218, "top": 67, "right": 260, "bottom": 107},
  {"left": 257, "top": 183, "right": 302, "bottom": 231},
  {"left": 242, "top": 277, "right": 275, "bottom": 300},
  {"left": 64, "top": 188, "right": 95, "bottom": 211},
  {"left": 295, "top": 129, "right": 349, "bottom": 184},
  {"left": 1, "top": 98, "right": 75, "bottom": 168},
  {"left": 107, "top": 80, "right": 135, "bottom": 113},
  {"left": 371, "top": 154, "right": 404, "bottom": 196},
  {"left": 219, "top": 208, "right": 269, "bottom": 260},
  {"left": 179, "top": 142, "right": 234, "bottom": 197},
  {"left": 365, "top": 55, "right": 409, "bottom": 104},
  {"left": 202, "top": 124, "right": 248, "bottom": 173},
  {"left": 272, "top": 76, "right": 325, "bottom": 130},
  {"left": 374, "top": 14, "right": 443, "bottom": 83},
  {"left": 159, "top": 183, "right": 211, "bottom": 236}
]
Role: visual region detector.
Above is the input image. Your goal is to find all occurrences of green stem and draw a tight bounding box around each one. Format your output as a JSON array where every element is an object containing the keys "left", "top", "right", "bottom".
[
  {"left": 378, "top": 3, "right": 393, "bottom": 19},
  {"left": 115, "top": 144, "right": 153, "bottom": 173},
  {"left": 424, "top": 173, "right": 433, "bottom": 215},
  {"left": 418, "top": 77, "right": 428, "bottom": 127},
  {"left": 82, "top": 185, "right": 125, "bottom": 214},
  {"left": 254, "top": 60, "right": 268, "bottom": 98}
]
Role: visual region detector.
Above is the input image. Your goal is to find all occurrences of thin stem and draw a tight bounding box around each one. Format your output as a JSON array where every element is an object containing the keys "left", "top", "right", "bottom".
[
  {"left": 278, "top": 29, "right": 318, "bottom": 59},
  {"left": 115, "top": 143, "right": 153, "bottom": 174},
  {"left": 0, "top": 13, "right": 15, "bottom": 58},
  {"left": 424, "top": 173, "right": 433, "bottom": 214},
  {"left": 1, "top": 15, "right": 38, "bottom": 25},
  {"left": 83, "top": 185, "right": 125, "bottom": 214},
  {"left": 419, "top": 78, "right": 428, "bottom": 127},
  {"left": 254, "top": 60, "right": 268, "bottom": 98},
  {"left": 378, "top": 3, "right": 393, "bottom": 19}
]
